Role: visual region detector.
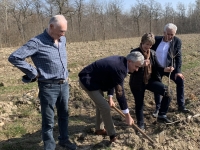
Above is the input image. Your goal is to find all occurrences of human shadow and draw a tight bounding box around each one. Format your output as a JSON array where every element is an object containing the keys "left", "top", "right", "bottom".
[{"left": 0, "top": 114, "right": 96, "bottom": 150}]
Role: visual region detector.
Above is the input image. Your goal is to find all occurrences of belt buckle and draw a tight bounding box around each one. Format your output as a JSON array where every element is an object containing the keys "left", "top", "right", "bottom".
[{"left": 59, "top": 80, "right": 64, "bottom": 84}]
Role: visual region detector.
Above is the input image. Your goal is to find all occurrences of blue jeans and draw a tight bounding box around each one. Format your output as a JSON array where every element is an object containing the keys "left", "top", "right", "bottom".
[
  {"left": 38, "top": 81, "right": 69, "bottom": 150},
  {"left": 130, "top": 81, "right": 171, "bottom": 127},
  {"left": 154, "top": 71, "right": 185, "bottom": 110}
]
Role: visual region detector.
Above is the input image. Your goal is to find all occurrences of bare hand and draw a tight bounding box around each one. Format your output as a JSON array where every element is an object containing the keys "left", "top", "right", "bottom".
[
  {"left": 108, "top": 97, "right": 115, "bottom": 107},
  {"left": 164, "top": 66, "right": 174, "bottom": 72},
  {"left": 143, "top": 59, "right": 150, "bottom": 67},
  {"left": 125, "top": 113, "right": 134, "bottom": 125},
  {"left": 175, "top": 73, "right": 184, "bottom": 80}
]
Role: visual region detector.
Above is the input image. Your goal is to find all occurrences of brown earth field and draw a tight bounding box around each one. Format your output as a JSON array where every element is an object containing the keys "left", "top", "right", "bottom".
[{"left": 0, "top": 34, "right": 200, "bottom": 150}]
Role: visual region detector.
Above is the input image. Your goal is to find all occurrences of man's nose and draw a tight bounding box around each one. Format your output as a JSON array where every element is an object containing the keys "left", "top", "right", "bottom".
[{"left": 60, "top": 32, "right": 65, "bottom": 36}]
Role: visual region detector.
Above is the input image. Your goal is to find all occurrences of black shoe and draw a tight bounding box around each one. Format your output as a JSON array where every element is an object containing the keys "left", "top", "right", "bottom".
[
  {"left": 136, "top": 125, "right": 145, "bottom": 136},
  {"left": 109, "top": 134, "right": 117, "bottom": 143},
  {"left": 178, "top": 107, "right": 190, "bottom": 113},
  {"left": 157, "top": 115, "right": 172, "bottom": 123},
  {"left": 59, "top": 140, "right": 77, "bottom": 150}
]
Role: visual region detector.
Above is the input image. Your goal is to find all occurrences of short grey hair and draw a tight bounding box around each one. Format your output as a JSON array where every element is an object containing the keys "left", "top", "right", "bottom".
[
  {"left": 48, "top": 15, "right": 67, "bottom": 28},
  {"left": 164, "top": 23, "right": 177, "bottom": 32},
  {"left": 126, "top": 51, "right": 144, "bottom": 65}
]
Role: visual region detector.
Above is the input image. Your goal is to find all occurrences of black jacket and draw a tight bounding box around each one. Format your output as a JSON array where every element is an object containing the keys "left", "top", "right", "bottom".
[
  {"left": 129, "top": 48, "right": 164, "bottom": 90},
  {"left": 151, "top": 36, "right": 182, "bottom": 74},
  {"left": 78, "top": 55, "right": 128, "bottom": 110}
]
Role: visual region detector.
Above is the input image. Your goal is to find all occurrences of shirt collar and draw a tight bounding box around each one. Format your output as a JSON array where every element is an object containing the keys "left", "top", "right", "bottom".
[
  {"left": 162, "top": 37, "right": 172, "bottom": 43},
  {"left": 43, "top": 29, "right": 63, "bottom": 42}
]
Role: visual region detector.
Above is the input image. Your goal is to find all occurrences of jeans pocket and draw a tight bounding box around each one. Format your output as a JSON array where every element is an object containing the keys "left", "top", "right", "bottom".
[
  {"left": 43, "top": 83, "right": 52, "bottom": 88},
  {"left": 39, "top": 82, "right": 52, "bottom": 89}
]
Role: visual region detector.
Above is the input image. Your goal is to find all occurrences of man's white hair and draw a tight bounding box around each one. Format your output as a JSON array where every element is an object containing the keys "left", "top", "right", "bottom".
[
  {"left": 126, "top": 51, "right": 144, "bottom": 65},
  {"left": 164, "top": 23, "right": 177, "bottom": 32},
  {"left": 48, "top": 15, "right": 67, "bottom": 28}
]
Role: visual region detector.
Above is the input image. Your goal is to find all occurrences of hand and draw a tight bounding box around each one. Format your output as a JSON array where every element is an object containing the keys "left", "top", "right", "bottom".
[
  {"left": 175, "top": 73, "right": 184, "bottom": 80},
  {"left": 143, "top": 59, "right": 150, "bottom": 67},
  {"left": 164, "top": 66, "right": 174, "bottom": 72},
  {"left": 125, "top": 113, "right": 134, "bottom": 125},
  {"left": 108, "top": 97, "right": 115, "bottom": 107}
]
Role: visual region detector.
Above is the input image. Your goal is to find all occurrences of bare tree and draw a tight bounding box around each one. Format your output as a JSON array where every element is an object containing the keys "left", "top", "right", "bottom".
[
  {"left": 44, "top": 0, "right": 56, "bottom": 17},
  {"left": 0, "top": 0, "right": 11, "bottom": 46},
  {"left": 43, "top": 0, "right": 70, "bottom": 15},
  {"left": 130, "top": 0, "right": 148, "bottom": 36},
  {"left": 146, "top": 0, "right": 162, "bottom": 33},
  {"left": 0, "top": 0, "right": 200, "bottom": 47},
  {"left": 74, "top": 0, "right": 84, "bottom": 40},
  {"left": 187, "top": 3, "right": 196, "bottom": 33},
  {"left": 9, "top": 0, "right": 33, "bottom": 43},
  {"left": 107, "top": 0, "right": 123, "bottom": 38},
  {"left": 98, "top": 3, "right": 107, "bottom": 40},
  {"left": 176, "top": 2, "right": 186, "bottom": 34},
  {"left": 163, "top": 3, "right": 175, "bottom": 24},
  {"left": 194, "top": 0, "right": 200, "bottom": 32},
  {"left": 32, "top": 0, "right": 46, "bottom": 31}
]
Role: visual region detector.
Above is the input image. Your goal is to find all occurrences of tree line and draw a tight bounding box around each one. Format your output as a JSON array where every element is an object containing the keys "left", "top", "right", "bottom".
[{"left": 0, "top": 0, "right": 199, "bottom": 47}]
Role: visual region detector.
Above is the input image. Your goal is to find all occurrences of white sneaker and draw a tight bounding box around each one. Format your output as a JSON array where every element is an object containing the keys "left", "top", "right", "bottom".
[{"left": 152, "top": 110, "right": 159, "bottom": 118}]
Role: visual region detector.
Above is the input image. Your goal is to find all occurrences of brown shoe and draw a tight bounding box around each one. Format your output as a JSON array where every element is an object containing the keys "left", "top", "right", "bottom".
[
  {"left": 95, "top": 129, "right": 107, "bottom": 135},
  {"left": 109, "top": 135, "right": 117, "bottom": 143}
]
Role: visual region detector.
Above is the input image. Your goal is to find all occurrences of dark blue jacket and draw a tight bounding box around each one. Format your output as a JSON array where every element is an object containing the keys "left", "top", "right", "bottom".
[
  {"left": 78, "top": 55, "right": 128, "bottom": 110},
  {"left": 151, "top": 36, "right": 182, "bottom": 74}
]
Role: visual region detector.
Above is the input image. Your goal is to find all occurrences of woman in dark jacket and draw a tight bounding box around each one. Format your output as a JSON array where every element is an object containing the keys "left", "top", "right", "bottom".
[{"left": 129, "top": 33, "right": 174, "bottom": 130}]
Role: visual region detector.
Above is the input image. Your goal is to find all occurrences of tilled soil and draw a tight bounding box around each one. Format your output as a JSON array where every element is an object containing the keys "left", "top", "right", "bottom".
[{"left": 0, "top": 34, "right": 200, "bottom": 150}]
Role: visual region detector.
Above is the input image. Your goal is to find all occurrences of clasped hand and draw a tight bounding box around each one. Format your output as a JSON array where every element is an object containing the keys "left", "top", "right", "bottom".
[
  {"left": 164, "top": 66, "right": 174, "bottom": 72},
  {"left": 143, "top": 59, "right": 150, "bottom": 66}
]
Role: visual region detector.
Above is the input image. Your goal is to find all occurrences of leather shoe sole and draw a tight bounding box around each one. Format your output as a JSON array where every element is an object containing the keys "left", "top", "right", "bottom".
[{"left": 95, "top": 129, "right": 107, "bottom": 136}]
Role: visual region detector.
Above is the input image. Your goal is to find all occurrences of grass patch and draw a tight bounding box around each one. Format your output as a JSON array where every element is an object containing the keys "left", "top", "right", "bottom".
[
  {"left": 17, "top": 105, "right": 36, "bottom": 118},
  {"left": 69, "top": 117, "right": 83, "bottom": 123},
  {"left": 2, "top": 123, "right": 27, "bottom": 138},
  {"left": 182, "top": 60, "right": 200, "bottom": 71},
  {"left": 0, "top": 82, "right": 37, "bottom": 95},
  {"left": 69, "top": 72, "right": 78, "bottom": 81},
  {"left": 68, "top": 63, "right": 79, "bottom": 68}
]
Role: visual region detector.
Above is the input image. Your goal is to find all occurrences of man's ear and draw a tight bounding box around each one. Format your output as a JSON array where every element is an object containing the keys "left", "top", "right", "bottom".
[{"left": 50, "top": 24, "right": 54, "bottom": 29}]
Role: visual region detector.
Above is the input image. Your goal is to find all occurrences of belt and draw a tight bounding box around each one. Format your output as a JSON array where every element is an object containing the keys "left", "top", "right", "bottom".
[{"left": 39, "top": 79, "right": 67, "bottom": 84}]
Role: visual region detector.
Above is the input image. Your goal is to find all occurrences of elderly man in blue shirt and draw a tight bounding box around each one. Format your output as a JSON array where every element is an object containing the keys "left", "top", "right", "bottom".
[{"left": 8, "top": 15, "right": 76, "bottom": 150}]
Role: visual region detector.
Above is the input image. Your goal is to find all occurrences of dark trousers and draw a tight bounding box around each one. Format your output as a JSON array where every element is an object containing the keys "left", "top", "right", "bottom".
[
  {"left": 130, "top": 81, "right": 171, "bottom": 127},
  {"left": 154, "top": 71, "right": 185, "bottom": 110}
]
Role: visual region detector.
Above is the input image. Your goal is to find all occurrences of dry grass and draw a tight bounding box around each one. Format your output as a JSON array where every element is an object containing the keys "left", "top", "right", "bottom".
[{"left": 0, "top": 34, "right": 200, "bottom": 150}]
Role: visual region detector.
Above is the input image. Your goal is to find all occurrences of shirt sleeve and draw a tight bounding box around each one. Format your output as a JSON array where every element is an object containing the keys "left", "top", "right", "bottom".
[
  {"left": 8, "top": 39, "right": 39, "bottom": 79},
  {"left": 107, "top": 88, "right": 114, "bottom": 96}
]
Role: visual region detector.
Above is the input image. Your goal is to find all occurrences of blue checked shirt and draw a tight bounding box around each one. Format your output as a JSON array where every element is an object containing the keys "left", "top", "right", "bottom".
[{"left": 8, "top": 29, "right": 68, "bottom": 81}]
